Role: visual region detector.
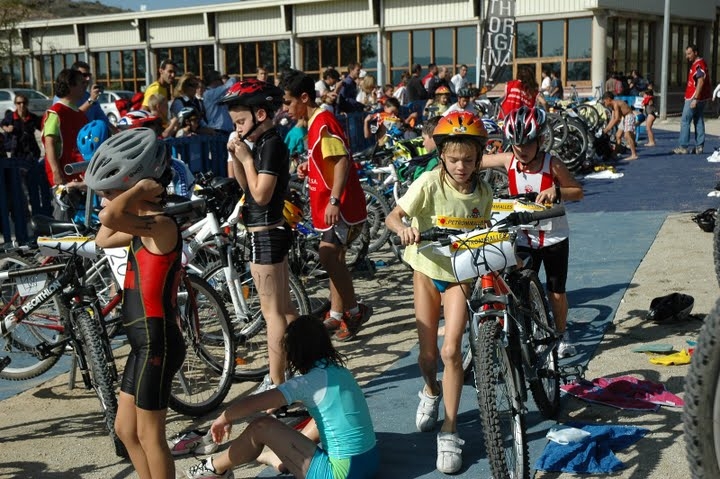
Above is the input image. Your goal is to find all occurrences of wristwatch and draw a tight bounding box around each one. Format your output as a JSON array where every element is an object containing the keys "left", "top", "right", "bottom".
[
  {"left": 87, "top": 98, "right": 95, "bottom": 104},
  {"left": 329, "top": 196, "right": 340, "bottom": 206}
]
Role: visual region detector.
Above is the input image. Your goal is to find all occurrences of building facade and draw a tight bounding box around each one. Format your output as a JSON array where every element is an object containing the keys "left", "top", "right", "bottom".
[{"left": 3, "top": 0, "right": 717, "bottom": 109}]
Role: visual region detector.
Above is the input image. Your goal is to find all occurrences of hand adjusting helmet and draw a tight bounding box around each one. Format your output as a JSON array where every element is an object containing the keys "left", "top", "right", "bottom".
[
  {"left": 177, "top": 106, "right": 199, "bottom": 126},
  {"left": 432, "top": 111, "right": 488, "bottom": 153},
  {"left": 84, "top": 128, "right": 170, "bottom": 192},
  {"left": 503, "top": 106, "right": 546, "bottom": 146},
  {"left": 76, "top": 119, "right": 111, "bottom": 161},
  {"left": 219, "top": 79, "right": 285, "bottom": 140}
]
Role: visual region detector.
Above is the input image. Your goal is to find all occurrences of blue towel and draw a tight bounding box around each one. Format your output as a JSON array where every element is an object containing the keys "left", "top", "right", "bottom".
[{"left": 535, "top": 422, "right": 648, "bottom": 474}]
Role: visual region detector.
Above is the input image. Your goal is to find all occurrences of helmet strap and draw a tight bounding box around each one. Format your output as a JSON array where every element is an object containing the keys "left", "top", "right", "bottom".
[{"left": 239, "top": 107, "right": 261, "bottom": 142}]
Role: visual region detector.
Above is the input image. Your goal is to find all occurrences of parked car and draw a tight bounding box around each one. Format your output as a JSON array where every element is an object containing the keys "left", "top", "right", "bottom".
[
  {"left": 98, "top": 90, "right": 135, "bottom": 125},
  {"left": 0, "top": 88, "right": 51, "bottom": 118}
]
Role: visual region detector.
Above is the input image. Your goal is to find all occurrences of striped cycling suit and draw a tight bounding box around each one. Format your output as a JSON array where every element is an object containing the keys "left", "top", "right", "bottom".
[{"left": 120, "top": 226, "right": 186, "bottom": 410}]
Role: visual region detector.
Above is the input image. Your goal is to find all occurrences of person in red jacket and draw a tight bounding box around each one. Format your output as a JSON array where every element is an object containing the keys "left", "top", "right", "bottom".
[
  {"left": 672, "top": 44, "right": 712, "bottom": 155},
  {"left": 498, "top": 66, "right": 547, "bottom": 119},
  {"left": 282, "top": 68, "right": 373, "bottom": 341}
]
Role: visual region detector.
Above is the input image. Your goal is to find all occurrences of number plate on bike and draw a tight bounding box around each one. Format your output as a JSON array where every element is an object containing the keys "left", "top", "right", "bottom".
[
  {"left": 16, "top": 273, "right": 47, "bottom": 296},
  {"left": 438, "top": 231, "right": 515, "bottom": 281}
]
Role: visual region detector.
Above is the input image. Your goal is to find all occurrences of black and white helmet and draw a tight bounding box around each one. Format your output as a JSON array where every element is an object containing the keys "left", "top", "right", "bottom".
[{"left": 85, "top": 128, "right": 169, "bottom": 192}]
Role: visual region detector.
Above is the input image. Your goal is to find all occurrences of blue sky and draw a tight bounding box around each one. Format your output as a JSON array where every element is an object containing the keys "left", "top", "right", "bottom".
[{"left": 96, "top": 0, "right": 237, "bottom": 12}]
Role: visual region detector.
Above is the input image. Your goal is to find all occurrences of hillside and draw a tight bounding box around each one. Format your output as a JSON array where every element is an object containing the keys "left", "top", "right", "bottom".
[{"left": 22, "top": 0, "right": 127, "bottom": 20}]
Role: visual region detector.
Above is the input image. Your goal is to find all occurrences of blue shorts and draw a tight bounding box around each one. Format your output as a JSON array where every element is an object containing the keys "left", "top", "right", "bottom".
[
  {"left": 432, "top": 279, "right": 451, "bottom": 293},
  {"left": 307, "top": 445, "right": 379, "bottom": 479}
]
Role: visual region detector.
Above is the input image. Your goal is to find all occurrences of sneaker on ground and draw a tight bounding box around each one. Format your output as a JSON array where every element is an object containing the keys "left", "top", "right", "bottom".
[
  {"left": 436, "top": 432, "right": 465, "bottom": 474},
  {"left": 167, "top": 429, "right": 218, "bottom": 456},
  {"left": 696, "top": 145, "right": 704, "bottom": 154},
  {"left": 558, "top": 338, "right": 577, "bottom": 358},
  {"left": 251, "top": 373, "right": 276, "bottom": 395},
  {"left": 670, "top": 146, "right": 689, "bottom": 155},
  {"left": 708, "top": 152, "right": 720, "bottom": 163},
  {"left": 186, "top": 457, "right": 234, "bottom": 479},
  {"left": 416, "top": 383, "right": 442, "bottom": 432},
  {"left": 334, "top": 303, "right": 373, "bottom": 342}
]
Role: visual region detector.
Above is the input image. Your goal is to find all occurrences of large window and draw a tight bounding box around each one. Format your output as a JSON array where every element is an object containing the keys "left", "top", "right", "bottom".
[
  {"left": 301, "top": 34, "right": 376, "bottom": 81},
  {"left": 607, "top": 18, "right": 658, "bottom": 85},
  {"left": 387, "top": 26, "right": 478, "bottom": 85},
  {"left": 153, "top": 45, "right": 213, "bottom": 79},
  {"left": 225, "top": 39, "right": 291, "bottom": 84},
  {"left": 36, "top": 52, "right": 82, "bottom": 94},
  {"left": 95, "top": 49, "right": 146, "bottom": 92},
  {"left": 515, "top": 18, "right": 592, "bottom": 86}
]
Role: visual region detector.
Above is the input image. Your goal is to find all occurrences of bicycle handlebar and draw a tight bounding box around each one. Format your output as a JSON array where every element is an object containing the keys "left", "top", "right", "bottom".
[
  {"left": 64, "top": 161, "right": 90, "bottom": 176},
  {"left": 162, "top": 198, "right": 206, "bottom": 218}
]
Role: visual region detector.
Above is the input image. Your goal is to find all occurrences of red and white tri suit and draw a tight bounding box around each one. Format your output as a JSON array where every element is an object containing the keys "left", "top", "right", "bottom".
[{"left": 507, "top": 153, "right": 569, "bottom": 249}]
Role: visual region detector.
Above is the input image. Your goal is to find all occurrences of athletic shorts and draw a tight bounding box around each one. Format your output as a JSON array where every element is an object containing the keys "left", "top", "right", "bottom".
[
  {"left": 517, "top": 239, "right": 569, "bottom": 294},
  {"left": 248, "top": 224, "right": 292, "bottom": 265},
  {"left": 121, "top": 316, "right": 186, "bottom": 410},
  {"left": 307, "top": 446, "right": 380, "bottom": 479},
  {"left": 619, "top": 113, "right": 636, "bottom": 133},
  {"left": 320, "top": 220, "right": 364, "bottom": 247}
]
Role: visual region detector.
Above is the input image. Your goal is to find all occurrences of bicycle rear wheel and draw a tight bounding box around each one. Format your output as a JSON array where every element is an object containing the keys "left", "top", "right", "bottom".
[
  {"left": 0, "top": 253, "right": 66, "bottom": 380},
  {"left": 74, "top": 307, "right": 127, "bottom": 458},
  {"left": 170, "top": 274, "right": 235, "bottom": 416},
  {"left": 520, "top": 270, "right": 560, "bottom": 418},
  {"left": 471, "top": 318, "right": 529, "bottom": 479},
  {"left": 684, "top": 297, "right": 720, "bottom": 479}
]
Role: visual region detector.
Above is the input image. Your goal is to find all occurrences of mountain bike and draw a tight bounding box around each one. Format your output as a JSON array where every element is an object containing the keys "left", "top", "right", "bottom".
[{"left": 417, "top": 204, "right": 566, "bottom": 479}]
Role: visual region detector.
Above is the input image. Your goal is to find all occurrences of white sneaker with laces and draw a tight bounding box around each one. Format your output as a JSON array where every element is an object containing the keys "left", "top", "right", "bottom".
[
  {"left": 436, "top": 432, "right": 465, "bottom": 474},
  {"left": 167, "top": 429, "right": 218, "bottom": 456},
  {"left": 558, "top": 337, "right": 577, "bottom": 358},
  {"left": 186, "top": 456, "right": 234, "bottom": 479},
  {"left": 416, "top": 383, "right": 442, "bottom": 432}
]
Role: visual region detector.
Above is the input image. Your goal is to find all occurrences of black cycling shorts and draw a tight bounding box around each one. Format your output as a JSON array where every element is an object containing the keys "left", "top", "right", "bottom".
[
  {"left": 517, "top": 238, "right": 569, "bottom": 294},
  {"left": 121, "top": 316, "right": 186, "bottom": 411},
  {"left": 249, "top": 224, "right": 292, "bottom": 265}
]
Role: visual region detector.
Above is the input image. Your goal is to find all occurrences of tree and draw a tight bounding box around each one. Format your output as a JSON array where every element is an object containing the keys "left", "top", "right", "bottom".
[{"left": 0, "top": 0, "right": 31, "bottom": 87}]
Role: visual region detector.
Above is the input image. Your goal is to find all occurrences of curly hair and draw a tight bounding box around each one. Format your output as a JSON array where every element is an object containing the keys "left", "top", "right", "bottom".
[{"left": 283, "top": 315, "right": 346, "bottom": 375}]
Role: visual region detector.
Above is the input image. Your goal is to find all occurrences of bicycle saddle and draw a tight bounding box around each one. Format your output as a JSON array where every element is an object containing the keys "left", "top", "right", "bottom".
[{"left": 31, "top": 215, "right": 88, "bottom": 236}]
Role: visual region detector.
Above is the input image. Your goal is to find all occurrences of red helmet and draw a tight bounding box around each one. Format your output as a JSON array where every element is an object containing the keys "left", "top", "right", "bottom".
[
  {"left": 503, "top": 106, "right": 546, "bottom": 146},
  {"left": 116, "top": 110, "right": 162, "bottom": 130},
  {"left": 435, "top": 86, "right": 451, "bottom": 95},
  {"left": 219, "top": 79, "right": 284, "bottom": 112},
  {"left": 432, "top": 111, "right": 488, "bottom": 149}
]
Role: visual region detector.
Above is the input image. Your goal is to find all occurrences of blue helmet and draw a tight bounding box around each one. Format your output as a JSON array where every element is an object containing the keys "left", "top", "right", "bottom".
[{"left": 77, "top": 120, "right": 111, "bottom": 161}]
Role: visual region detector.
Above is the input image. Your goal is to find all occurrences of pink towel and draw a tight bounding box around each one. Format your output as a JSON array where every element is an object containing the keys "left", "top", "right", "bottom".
[{"left": 561, "top": 375, "right": 683, "bottom": 411}]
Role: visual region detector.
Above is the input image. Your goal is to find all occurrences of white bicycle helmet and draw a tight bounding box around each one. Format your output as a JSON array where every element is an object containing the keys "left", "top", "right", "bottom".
[{"left": 85, "top": 128, "right": 169, "bottom": 192}]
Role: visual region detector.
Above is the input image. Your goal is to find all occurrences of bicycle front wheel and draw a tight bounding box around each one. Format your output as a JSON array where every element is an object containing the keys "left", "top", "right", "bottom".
[
  {"left": 0, "top": 253, "right": 66, "bottom": 380},
  {"left": 471, "top": 318, "right": 529, "bottom": 479},
  {"left": 521, "top": 270, "right": 560, "bottom": 418},
  {"left": 170, "top": 274, "right": 235, "bottom": 417},
  {"left": 684, "top": 297, "right": 720, "bottom": 478},
  {"left": 74, "top": 307, "right": 127, "bottom": 458}
]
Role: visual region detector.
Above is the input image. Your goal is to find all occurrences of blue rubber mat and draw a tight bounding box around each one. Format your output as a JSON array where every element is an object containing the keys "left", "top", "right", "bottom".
[{"left": 259, "top": 211, "right": 666, "bottom": 478}]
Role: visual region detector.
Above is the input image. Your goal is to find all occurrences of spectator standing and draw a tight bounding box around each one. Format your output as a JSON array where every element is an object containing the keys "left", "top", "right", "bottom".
[
  {"left": 315, "top": 68, "right": 340, "bottom": 112},
  {"left": 672, "top": 44, "right": 712, "bottom": 155},
  {"left": 142, "top": 58, "right": 177, "bottom": 120},
  {"left": 256, "top": 65, "right": 268, "bottom": 82},
  {"left": 407, "top": 64, "right": 428, "bottom": 103},
  {"left": 282, "top": 69, "right": 373, "bottom": 341},
  {"left": 170, "top": 73, "right": 204, "bottom": 120},
  {"left": 1, "top": 93, "right": 50, "bottom": 216},
  {"left": 52, "top": 61, "right": 111, "bottom": 131},
  {"left": 604, "top": 72, "right": 617, "bottom": 93},
  {"left": 641, "top": 89, "right": 657, "bottom": 147},
  {"left": 41, "top": 69, "right": 87, "bottom": 191},
  {"left": 393, "top": 71, "right": 411, "bottom": 106},
  {"left": 628, "top": 69, "right": 648, "bottom": 96},
  {"left": 203, "top": 70, "right": 237, "bottom": 136},
  {"left": 549, "top": 70, "right": 563, "bottom": 100},
  {"left": 540, "top": 69, "right": 551, "bottom": 96},
  {"left": 422, "top": 63, "right": 438, "bottom": 91},
  {"left": 356, "top": 74, "right": 378, "bottom": 110},
  {"left": 337, "top": 62, "right": 365, "bottom": 113},
  {"left": 442, "top": 87, "right": 476, "bottom": 116},
  {"left": 450, "top": 64, "right": 469, "bottom": 95},
  {"left": 498, "top": 66, "right": 546, "bottom": 119}
]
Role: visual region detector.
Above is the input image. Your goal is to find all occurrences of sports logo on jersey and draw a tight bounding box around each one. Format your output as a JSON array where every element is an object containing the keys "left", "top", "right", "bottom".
[{"left": 436, "top": 215, "right": 486, "bottom": 229}]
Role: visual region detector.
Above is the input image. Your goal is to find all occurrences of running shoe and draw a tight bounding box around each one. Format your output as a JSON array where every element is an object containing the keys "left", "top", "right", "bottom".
[
  {"left": 670, "top": 146, "right": 689, "bottom": 155},
  {"left": 334, "top": 303, "right": 373, "bottom": 342},
  {"left": 436, "top": 432, "right": 465, "bottom": 474},
  {"left": 416, "top": 383, "right": 442, "bottom": 432},
  {"left": 167, "top": 429, "right": 218, "bottom": 456},
  {"left": 558, "top": 337, "right": 577, "bottom": 358},
  {"left": 186, "top": 456, "right": 234, "bottom": 478}
]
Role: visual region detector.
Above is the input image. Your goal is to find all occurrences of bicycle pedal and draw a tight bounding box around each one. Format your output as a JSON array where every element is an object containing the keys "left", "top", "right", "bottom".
[{"left": 558, "top": 364, "right": 587, "bottom": 384}]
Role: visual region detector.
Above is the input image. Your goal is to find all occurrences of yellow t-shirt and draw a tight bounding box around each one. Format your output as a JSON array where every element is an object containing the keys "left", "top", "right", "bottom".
[{"left": 398, "top": 169, "right": 493, "bottom": 282}]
